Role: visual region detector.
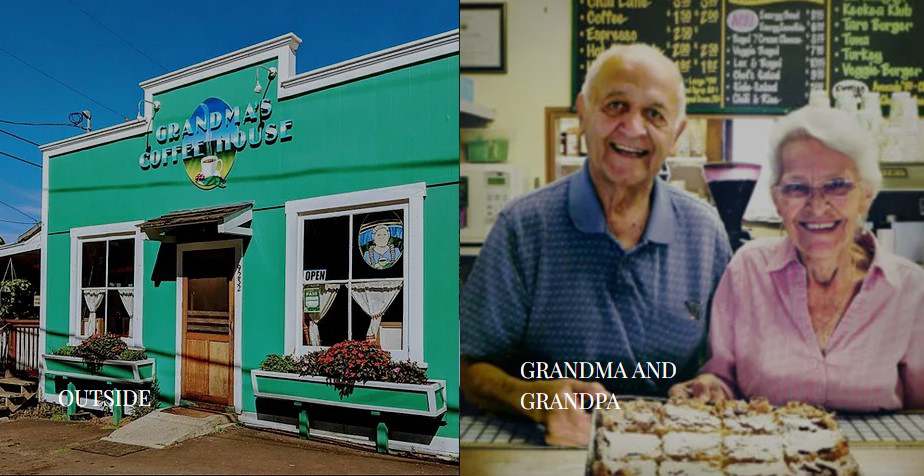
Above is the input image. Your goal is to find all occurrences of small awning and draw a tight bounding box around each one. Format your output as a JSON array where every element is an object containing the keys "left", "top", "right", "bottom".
[{"left": 138, "top": 202, "right": 253, "bottom": 242}]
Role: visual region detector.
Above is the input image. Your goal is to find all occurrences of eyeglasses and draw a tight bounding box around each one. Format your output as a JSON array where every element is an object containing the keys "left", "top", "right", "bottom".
[{"left": 773, "top": 178, "right": 857, "bottom": 203}]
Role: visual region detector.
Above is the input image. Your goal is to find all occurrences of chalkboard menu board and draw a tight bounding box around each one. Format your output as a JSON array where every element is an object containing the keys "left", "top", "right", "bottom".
[
  {"left": 573, "top": 0, "right": 924, "bottom": 116},
  {"left": 830, "top": 0, "right": 924, "bottom": 113}
]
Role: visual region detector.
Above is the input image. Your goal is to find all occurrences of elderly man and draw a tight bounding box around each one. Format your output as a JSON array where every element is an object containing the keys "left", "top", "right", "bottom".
[{"left": 460, "top": 44, "right": 732, "bottom": 445}]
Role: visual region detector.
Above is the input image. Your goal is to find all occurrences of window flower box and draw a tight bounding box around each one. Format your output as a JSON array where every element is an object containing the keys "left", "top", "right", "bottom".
[
  {"left": 251, "top": 370, "right": 446, "bottom": 418},
  {"left": 43, "top": 354, "right": 155, "bottom": 384}
]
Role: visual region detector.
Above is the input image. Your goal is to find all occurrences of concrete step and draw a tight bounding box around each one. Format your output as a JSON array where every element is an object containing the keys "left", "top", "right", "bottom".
[{"left": 103, "top": 408, "right": 235, "bottom": 449}]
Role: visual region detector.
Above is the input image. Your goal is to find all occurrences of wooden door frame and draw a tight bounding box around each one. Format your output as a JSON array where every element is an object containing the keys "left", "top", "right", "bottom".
[{"left": 175, "top": 239, "right": 243, "bottom": 411}]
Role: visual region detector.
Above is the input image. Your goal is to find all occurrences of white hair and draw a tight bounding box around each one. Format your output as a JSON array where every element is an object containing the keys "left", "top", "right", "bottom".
[
  {"left": 768, "top": 107, "right": 882, "bottom": 197},
  {"left": 580, "top": 43, "right": 686, "bottom": 124}
]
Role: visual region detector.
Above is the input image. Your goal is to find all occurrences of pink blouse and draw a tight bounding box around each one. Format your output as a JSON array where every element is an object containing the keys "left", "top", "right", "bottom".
[{"left": 702, "top": 234, "right": 924, "bottom": 412}]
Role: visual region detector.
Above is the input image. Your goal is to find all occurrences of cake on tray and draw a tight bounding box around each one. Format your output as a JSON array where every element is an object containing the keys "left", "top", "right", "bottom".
[{"left": 587, "top": 397, "right": 859, "bottom": 476}]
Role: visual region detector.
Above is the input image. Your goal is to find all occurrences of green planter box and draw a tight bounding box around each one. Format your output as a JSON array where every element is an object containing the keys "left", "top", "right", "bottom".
[
  {"left": 251, "top": 370, "right": 447, "bottom": 418},
  {"left": 43, "top": 354, "right": 155, "bottom": 384}
]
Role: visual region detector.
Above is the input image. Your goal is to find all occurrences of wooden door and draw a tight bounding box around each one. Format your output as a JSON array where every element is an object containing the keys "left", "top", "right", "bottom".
[{"left": 181, "top": 247, "right": 236, "bottom": 408}]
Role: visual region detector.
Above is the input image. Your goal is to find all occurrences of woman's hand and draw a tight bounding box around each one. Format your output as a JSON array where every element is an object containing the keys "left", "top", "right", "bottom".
[{"left": 669, "top": 373, "right": 733, "bottom": 402}]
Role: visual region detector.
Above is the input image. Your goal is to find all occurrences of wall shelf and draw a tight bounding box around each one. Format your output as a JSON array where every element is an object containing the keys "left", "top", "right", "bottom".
[{"left": 461, "top": 100, "right": 496, "bottom": 128}]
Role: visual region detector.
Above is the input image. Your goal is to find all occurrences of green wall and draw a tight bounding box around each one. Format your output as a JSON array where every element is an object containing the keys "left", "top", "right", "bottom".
[{"left": 45, "top": 55, "right": 459, "bottom": 440}]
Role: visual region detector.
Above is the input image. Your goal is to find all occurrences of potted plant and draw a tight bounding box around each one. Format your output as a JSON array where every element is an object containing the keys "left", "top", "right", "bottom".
[
  {"left": 252, "top": 340, "right": 446, "bottom": 418},
  {"left": 44, "top": 333, "right": 155, "bottom": 384},
  {"left": 0, "top": 278, "right": 37, "bottom": 319}
]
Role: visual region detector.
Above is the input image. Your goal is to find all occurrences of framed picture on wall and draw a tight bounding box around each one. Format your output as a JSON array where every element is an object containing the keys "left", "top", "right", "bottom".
[{"left": 460, "top": 3, "right": 506, "bottom": 73}]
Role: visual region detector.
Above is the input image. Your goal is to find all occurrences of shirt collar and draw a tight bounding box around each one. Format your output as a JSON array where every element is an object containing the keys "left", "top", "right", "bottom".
[
  {"left": 567, "top": 159, "right": 675, "bottom": 244},
  {"left": 768, "top": 232, "right": 902, "bottom": 288},
  {"left": 862, "top": 232, "right": 902, "bottom": 288}
]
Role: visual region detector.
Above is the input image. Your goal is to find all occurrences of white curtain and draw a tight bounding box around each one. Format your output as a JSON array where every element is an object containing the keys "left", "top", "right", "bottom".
[
  {"left": 304, "top": 284, "right": 340, "bottom": 346},
  {"left": 118, "top": 289, "right": 134, "bottom": 336},
  {"left": 118, "top": 289, "right": 134, "bottom": 318},
  {"left": 82, "top": 289, "right": 105, "bottom": 336},
  {"left": 349, "top": 280, "right": 403, "bottom": 341}
]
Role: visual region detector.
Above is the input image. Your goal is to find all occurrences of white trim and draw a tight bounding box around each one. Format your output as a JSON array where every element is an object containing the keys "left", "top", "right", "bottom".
[
  {"left": 238, "top": 412, "right": 459, "bottom": 458},
  {"left": 38, "top": 119, "right": 147, "bottom": 157},
  {"left": 216, "top": 208, "right": 253, "bottom": 237},
  {"left": 139, "top": 34, "right": 301, "bottom": 94},
  {"left": 175, "top": 240, "right": 243, "bottom": 413},
  {"left": 0, "top": 231, "right": 41, "bottom": 258},
  {"left": 284, "top": 183, "right": 426, "bottom": 216},
  {"left": 37, "top": 30, "right": 458, "bottom": 158},
  {"left": 279, "top": 30, "right": 459, "bottom": 99},
  {"left": 68, "top": 221, "right": 145, "bottom": 348},
  {"left": 284, "top": 183, "right": 426, "bottom": 363},
  {"left": 39, "top": 151, "right": 49, "bottom": 399}
]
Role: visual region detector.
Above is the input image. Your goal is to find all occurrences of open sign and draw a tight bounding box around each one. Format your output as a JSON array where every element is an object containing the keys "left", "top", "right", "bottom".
[{"left": 304, "top": 269, "right": 327, "bottom": 282}]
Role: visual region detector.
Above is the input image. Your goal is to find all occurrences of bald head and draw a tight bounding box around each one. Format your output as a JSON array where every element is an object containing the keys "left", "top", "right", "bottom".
[{"left": 580, "top": 44, "right": 686, "bottom": 123}]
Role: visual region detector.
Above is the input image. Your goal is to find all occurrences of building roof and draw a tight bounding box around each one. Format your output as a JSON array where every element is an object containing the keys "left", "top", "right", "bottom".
[
  {"left": 139, "top": 203, "right": 252, "bottom": 231},
  {"left": 139, "top": 203, "right": 253, "bottom": 243}
]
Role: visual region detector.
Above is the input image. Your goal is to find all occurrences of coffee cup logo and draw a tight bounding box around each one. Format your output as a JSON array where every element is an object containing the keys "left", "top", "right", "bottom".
[
  {"left": 201, "top": 156, "right": 223, "bottom": 178},
  {"left": 186, "top": 97, "right": 237, "bottom": 190}
]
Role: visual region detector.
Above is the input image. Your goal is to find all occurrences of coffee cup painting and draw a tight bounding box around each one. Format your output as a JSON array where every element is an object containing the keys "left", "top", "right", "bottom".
[
  {"left": 184, "top": 97, "right": 238, "bottom": 190},
  {"left": 358, "top": 221, "right": 403, "bottom": 270}
]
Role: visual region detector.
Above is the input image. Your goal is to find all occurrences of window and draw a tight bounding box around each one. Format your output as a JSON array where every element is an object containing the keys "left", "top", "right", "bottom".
[
  {"left": 70, "top": 222, "right": 144, "bottom": 346},
  {"left": 286, "top": 184, "right": 425, "bottom": 363}
]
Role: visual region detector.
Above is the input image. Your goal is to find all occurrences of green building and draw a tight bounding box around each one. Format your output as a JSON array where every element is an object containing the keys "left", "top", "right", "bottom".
[{"left": 38, "top": 31, "right": 460, "bottom": 457}]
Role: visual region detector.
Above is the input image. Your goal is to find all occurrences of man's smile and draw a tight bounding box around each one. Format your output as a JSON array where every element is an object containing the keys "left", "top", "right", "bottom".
[{"left": 609, "top": 141, "right": 650, "bottom": 158}]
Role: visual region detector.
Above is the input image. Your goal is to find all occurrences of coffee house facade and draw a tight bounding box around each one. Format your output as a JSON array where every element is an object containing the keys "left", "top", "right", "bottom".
[{"left": 37, "top": 31, "right": 460, "bottom": 456}]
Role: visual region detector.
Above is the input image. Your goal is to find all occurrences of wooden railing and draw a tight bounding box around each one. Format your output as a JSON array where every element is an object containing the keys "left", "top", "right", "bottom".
[{"left": 0, "top": 319, "right": 39, "bottom": 377}]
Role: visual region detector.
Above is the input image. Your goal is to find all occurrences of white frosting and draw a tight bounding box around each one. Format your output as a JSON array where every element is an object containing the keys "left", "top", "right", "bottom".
[
  {"left": 630, "top": 411, "right": 657, "bottom": 426},
  {"left": 658, "top": 460, "right": 723, "bottom": 476},
  {"left": 601, "top": 430, "right": 661, "bottom": 460},
  {"left": 784, "top": 430, "right": 842, "bottom": 455},
  {"left": 725, "top": 461, "right": 791, "bottom": 476},
  {"left": 725, "top": 414, "right": 779, "bottom": 433},
  {"left": 663, "top": 404, "right": 721, "bottom": 429},
  {"left": 662, "top": 432, "right": 722, "bottom": 458},
  {"left": 724, "top": 435, "right": 784, "bottom": 462},
  {"left": 780, "top": 416, "right": 823, "bottom": 432}
]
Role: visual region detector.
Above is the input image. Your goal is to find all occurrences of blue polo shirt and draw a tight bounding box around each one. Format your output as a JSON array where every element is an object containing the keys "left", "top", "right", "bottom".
[{"left": 460, "top": 161, "right": 732, "bottom": 394}]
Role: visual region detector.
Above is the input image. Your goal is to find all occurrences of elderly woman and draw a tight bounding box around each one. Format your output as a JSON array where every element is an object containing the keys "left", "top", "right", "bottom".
[{"left": 671, "top": 106, "right": 924, "bottom": 412}]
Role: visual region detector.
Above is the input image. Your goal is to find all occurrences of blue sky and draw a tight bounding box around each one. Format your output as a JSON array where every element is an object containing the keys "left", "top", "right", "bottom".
[{"left": 0, "top": 0, "right": 458, "bottom": 244}]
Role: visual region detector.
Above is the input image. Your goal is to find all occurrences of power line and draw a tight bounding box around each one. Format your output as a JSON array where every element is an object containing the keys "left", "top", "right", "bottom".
[
  {"left": 0, "top": 127, "right": 39, "bottom": 146},
  {"left": 0, "top": 218, "right": 36, "bottom": 225},
  {"left": 0, "top": 46, "right": 130, "bottom": 121},
  {"left": 0, "top": 198, "right": 38, "bottom": 222},
  {"left": 0, "top": 118, "right": 81, "bottom": 128},
  {"left": 64, "top": 0, "right": 169, "bottom": 73},
  {"left": 0, "top": 150, "right": 42, "bottom": 169}
]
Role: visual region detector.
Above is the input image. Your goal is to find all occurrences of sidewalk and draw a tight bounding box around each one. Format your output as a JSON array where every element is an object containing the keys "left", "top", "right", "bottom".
[{"left": 0, "top": 419, "right": 458, "bottom": 474}]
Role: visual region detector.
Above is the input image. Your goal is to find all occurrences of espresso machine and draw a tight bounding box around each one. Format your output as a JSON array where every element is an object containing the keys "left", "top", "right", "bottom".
[
  {"left": 867, "top": 163, "right": 924, "bottom": 266},
  {"left": 702, "top": 163, "right": 762, "bottom": 251}
]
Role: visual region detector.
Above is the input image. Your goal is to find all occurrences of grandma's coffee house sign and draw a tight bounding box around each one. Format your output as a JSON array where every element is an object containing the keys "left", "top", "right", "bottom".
[{"left": 139, "top": 97, "right": 293, "bottom": 190}]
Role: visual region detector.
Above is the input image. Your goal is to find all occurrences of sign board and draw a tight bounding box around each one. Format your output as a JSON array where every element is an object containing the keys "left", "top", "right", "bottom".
[
  {"left": 303, "top": 286, "right": 321, "bottom": 313},
  {"left": 573, "top": 0, "right": 924, "bottom": 115},
  {"left": 304, "top": 269, "right": 327, "bottom": 282}
]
